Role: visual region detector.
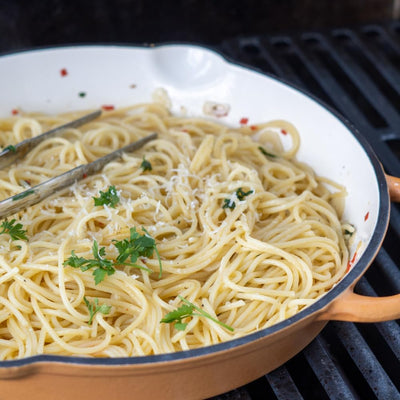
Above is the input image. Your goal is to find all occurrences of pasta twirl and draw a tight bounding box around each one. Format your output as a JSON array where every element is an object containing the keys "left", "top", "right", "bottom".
[{"left": 0, "top": 103, "right": 349, "bottom": 359}]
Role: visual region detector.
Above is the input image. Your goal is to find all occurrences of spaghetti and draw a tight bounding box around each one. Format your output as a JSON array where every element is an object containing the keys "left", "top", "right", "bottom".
[{"left": 0, "top": 103, "right": 349, "bottom": 359}]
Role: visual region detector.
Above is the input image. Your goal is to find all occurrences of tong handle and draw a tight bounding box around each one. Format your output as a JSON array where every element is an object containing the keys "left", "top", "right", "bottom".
[
  {"left": 0, "top": 110, "right": 102, "bottom": 169},
  {"left": 0, "top": 133, "right": 157, "bottom": 219}
]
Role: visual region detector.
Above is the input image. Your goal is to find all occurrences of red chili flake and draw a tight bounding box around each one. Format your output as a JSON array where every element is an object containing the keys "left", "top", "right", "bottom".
[
  {"left": 60, "top": 68, "right": 68, "bottom": 77},
  {"left": 346, "top": 262, "right": 351, "bottom": 273},
  {"left": 240, "top": 117, "right": 249, "bottom": 125},
  {"left": 364, "top": 212, "right": 369, "bottom": 221},
  {"left": 350, "top": 251, "right": 358, "bottom": 264},
  {"left": 11, "top": 109, "right": 19, "bottom": 115},
  {"left": 346, "top": 250, "right": 358, "bottom": 273},
  {"left": 250, "top": 125, "right": 258, "bottom": 131},
  {"left": 281, "top": 129, "right": 288, "bottom": 135},
  {"left": 102, "top": 105, "right": 115, "bottom": 111},
  {"left": 82, "top": 173, "right": 87, "bottom": 179}
]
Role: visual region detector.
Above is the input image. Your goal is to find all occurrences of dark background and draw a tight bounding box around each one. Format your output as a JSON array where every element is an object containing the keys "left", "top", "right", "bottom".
[{"left": 0, "top": 0, "right": 399, "bottom": 52}]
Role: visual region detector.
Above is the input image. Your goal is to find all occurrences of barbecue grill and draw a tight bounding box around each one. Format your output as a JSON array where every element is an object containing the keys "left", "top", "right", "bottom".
[{"left": 0, "top": 16, "right": 398, "bottom": 400}]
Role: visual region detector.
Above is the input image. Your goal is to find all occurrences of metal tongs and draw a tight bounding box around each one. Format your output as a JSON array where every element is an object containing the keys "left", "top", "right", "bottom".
[{"left": 0, "top": 110, "right": 157, "bottom": 218}]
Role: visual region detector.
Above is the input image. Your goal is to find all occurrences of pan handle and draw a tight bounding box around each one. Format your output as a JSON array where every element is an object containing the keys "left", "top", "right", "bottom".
[
  {"left": 318, "top": 289, "right": 400, "bottom": 322},
  {"left": 319, "top": 173, "right": 400, "bottom": 322},
  {"left": 386, "top": 174, "right": 400, "bottom": 202}
]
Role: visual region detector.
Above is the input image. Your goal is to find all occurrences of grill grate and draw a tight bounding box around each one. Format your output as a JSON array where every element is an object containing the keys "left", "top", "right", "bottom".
[{"left": 211, "top": 22, "right": 400, "bottom": 400}]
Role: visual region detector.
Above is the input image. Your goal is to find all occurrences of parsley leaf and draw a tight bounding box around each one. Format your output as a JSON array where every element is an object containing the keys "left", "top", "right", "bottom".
[
  {"left": 93, "top": 185, "right": 120, "bottom": 208},
  {"left": 83, "top": 297, "right": 111, "bottom": 325},
  {"left": 113, "top": 227, "right": 162, "bottom": 277},
  {"left": 160, "top": 296, "right": 234, "bottom": 332},
  {"left": 160, "top": 304, "right": 194, "bottom": 330},
  {"left": 140, "top": 156, "right": 152, "bottom": 171},
  {"left": 0, "top": 219, "right": 28, "bottom": 241},
  {"left": 63, "top": 240, "right": 115, "bottom": 285}
]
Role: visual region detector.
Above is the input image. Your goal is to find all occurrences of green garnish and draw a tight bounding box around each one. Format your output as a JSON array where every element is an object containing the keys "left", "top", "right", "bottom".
[
  {"left": 222, "top": 198, "right": 236, "bottom": 210},
  {"left": 4, "top": 145, "right": 16, "bottom": 153},
  {"left": 64, "top": 240, "right": 116, "bottom": 285},
  {"left": 160, "top": 296, "right": 234, "bottom": 332},
  {"left": 222, "top": 188, "right": 254, "bottom": 210},
  {"left": 93, "top": 185, "right": 120, "bottom": 208},
  {"left": 113, "top": 227, "right": 162, "bottom": 278},
  {"left": 13, "top": 189, "right": 35, "bottom": 201},
  {"left": 64, "top": 228, "right": 162, "bottom": 284},
  {"left": 259, "top": 146, "right": 276, "bottom": 158},
  {"left": 140, "top": 156, "right": 152, "bottom": 171},
  {"left": 235, "top": 187, "right": 254, "bottom": 201},
  {"left": 0, "top": 219, "right": 28, "bottom": 241},
  {"left": 344, "top": 229, "right": 354, "bottom": 236},
  {"left": 83, "top": 297, "right": 111, "bottom": 325}
]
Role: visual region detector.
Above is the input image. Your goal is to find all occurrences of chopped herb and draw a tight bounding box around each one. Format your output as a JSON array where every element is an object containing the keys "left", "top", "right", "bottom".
[
  {"left": 259, "top": 146, "right": 276, "bottom": 158},
  {"left": 344, "top": 229, "right": 354, "bottom": 236},
  {"left": 83, "top": 297, "right": 111, "bottom": 325},
  {"left": 222, "top": 198, "right": 236, "bottom": 210},
  {"left": 63, "top": 240, "right": 116, "bottom": 285},
  {"left": 64, "top": 228, "right": 162, "bottom": 284},
  {"left": 160, "top": 296, "right": 234, "bottom": 332},
  {"left": 4, "top": 145, "right": 16, "bottom": 153},
  {"left": 113, "top": 227, "right": 162, "bottom": 278},
  {"left": 13, "top": 189, "right": 35, "bottom": 201},
  {"left": 236, "top": 187, "right": 254, "bottom": 201},
  {"left": 0, "top": 219, "right": 28, "bottom": 241},
  {"left": 78, "top": 92, "right": 86, "bottom": 98},
  {"left": 140, "top": 156, "right": 152, "bottom": 171},
  {"left": 222, "top": 188, "right": 254, "bottom": 210},
  {"left": 93, "top": 185, "right": 120, "bottom": 208}
]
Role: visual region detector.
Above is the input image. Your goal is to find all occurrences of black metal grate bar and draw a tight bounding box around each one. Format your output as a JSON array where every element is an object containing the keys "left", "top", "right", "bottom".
[
  {"left": 266, "top": 366, "right": 304, "bottom": 400},
  {"left": 331, "top": 322, "right": 399, "bottom": 399},
  {"left": 302, "top": 336, "right": 357, "bottom": 400},
  {"left": 211, "top": 22, "right": 400, "bottom": 400}
]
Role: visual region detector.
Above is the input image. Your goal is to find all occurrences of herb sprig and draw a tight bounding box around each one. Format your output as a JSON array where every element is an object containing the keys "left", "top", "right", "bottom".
[
  {"left": 64, "top": 227, "right": 162, "bottom": 284},
  {"left": 0, "top": 219, "right": 28, "bottom": 241},
  {"left": 63, "top": 240, "right": 116, "bottom": 285},
  {"left": 160, "top": 296, "right": 234, "bottom": 332},
  {"left": 93, "top": 185, "right": 120, "bottom": 208},
  {"left": 83, "top": 297, "right": 111, "bottom": 325}
]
